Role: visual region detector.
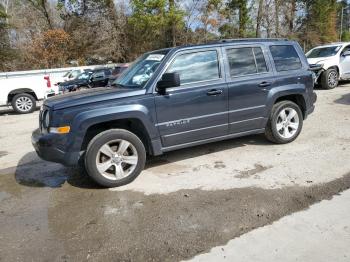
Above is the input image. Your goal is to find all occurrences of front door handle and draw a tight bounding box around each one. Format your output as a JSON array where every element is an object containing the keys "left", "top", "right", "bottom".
[
  {"left": 207, "top": 89, "right": 223, "bottom": 96},
  {"left": 258, "top": 81, "right": 272, "bottom": 87}
]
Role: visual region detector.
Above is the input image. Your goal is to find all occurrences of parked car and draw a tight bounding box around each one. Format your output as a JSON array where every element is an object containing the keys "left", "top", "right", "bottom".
[
  {"left": 0, "top": 75, "right": 52, "bottom": 114},
  {"left": 107, "top": 64, "right": 129, "bottom": 86},
  {"left": 306, "top": 42, "right": 350, "bottom": 89},
  {"left": 32, "top": 38, "right": 317, "bottom": 187},
  {"left": 54, "top": 69, "right": 87, "bottom": 86},
  {"left": 58, "top": 68, "right": 111, "bottom": 93}
]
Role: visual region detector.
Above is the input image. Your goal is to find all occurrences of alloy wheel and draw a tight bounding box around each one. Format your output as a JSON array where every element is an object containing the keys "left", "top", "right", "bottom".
[
  {"left": 328, "top": 71, "right": 338, "bottom": 88},
  {"left": 95, "top": 139, "right": 138, "bottom": 181},
  {"left": 15, "top": 96, "right": 33, "bottom": 112},
  {"left": 276, "top": 107, "right": 300, "bottom": 139}
]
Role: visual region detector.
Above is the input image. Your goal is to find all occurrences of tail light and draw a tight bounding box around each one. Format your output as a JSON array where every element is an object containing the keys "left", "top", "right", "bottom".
[{"left": 44, "top": 76, "right": 51, "bottom": 88}]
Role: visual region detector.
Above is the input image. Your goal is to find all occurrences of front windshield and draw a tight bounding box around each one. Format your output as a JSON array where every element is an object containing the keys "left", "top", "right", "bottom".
[
  {"left": 307, "top": 46, "right": 341, "bottom": 58},
  {"left": 114, "top": 51, "right": 169, "bottom": 88},
  {"left": 77, "top": 72, "right": 92, "bottom": 80}
]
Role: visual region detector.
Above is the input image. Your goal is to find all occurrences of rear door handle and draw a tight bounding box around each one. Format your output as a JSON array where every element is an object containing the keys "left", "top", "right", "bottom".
[
  {"left": 207, "top": 89, "right": 223, "bottom": 96},
  {"left": 258, "top": 81, "right": 272, "bottom": 87}
]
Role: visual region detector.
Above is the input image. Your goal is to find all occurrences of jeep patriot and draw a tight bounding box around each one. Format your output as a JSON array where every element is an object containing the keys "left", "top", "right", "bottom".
[{"left": 32, "top": 39, "right": 317, "bottom": 187}]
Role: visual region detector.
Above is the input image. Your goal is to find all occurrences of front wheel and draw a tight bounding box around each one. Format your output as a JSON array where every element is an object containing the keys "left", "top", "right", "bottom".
[
  {"left": 84, "top": 129, "right": 146, "bottom": 187},
  {"left": 321, "top": 68, "right": 338, "bottom": 89},
  {"left": 265, "top": 101, "right": 303, "bottom": 144},
  {"left": 11, "top": 93, "right": 36, "bottom": 114}
]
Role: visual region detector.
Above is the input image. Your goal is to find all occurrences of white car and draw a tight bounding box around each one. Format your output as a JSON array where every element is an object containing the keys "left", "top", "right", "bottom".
[
  {"left": 0, "top": 75, "right": 52, "bottom": 114},
  {"left": 306, "top": 42, "right": 350, "bottom": 89}
]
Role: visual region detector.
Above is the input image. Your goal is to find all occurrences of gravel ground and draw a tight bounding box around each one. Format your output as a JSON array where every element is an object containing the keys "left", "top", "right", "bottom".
[{"left": 0, "top": 85, "right": 349, "bottom": 261}]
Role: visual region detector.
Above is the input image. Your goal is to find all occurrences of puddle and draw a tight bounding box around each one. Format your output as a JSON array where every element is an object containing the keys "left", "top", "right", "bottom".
[
  {"left": 1, "top": 171, "right": 350, "bottom": 261},
  {"left": 235, "top": 164, "right": 272, "bottom": 179}
]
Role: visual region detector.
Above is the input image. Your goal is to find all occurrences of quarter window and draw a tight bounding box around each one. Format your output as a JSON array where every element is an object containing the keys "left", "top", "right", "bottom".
[
  {"left": 166, "top": 50, "right": 220, "bottom": 85},
  {"left": 270, "top": 45, "right": 302, "bottom": 71},
  {"left": 226, "top": 47, "right": 268, "bottom": 77}
]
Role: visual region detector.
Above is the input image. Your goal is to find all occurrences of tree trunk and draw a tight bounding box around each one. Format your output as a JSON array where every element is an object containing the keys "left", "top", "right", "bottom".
[
  {"left": 256, "top": 0, "right": 264, "bottom": 37},
  {"left": 169, "top": 0, "right": 176, "bottom": 46},
  {"left": 274, "top": 0, "right": 279, "bottom": 37},
  {"left": 289, "top": 0, "right": 296, "bottom": 33}
]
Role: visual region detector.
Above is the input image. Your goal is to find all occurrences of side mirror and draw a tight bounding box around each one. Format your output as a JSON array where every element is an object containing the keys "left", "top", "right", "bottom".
[
  {"left": 157, "top": 72, "right": 180, "bottom": 94},
  {"left": 343, "top": 50, "right": 350, "bottom": 57}
]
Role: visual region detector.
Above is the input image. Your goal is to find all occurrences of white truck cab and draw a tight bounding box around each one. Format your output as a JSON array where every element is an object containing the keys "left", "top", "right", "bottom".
[{"left": 306, "top": 42, "right": 350, "bottom": 89}]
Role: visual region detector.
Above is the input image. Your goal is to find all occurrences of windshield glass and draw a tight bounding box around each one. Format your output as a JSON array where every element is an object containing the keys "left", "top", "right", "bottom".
[
  {"left": 114, "top": 51, "right": 169, "bottom": 88},
  {"left": 307, "top": 46, "right": 341, "bottom": 58},
  {"left": 77, "top": 72, "right": 92, "bottom": 80}
]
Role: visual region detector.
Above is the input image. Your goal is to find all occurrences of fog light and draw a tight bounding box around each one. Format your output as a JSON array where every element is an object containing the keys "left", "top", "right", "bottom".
[{"left": 50, "top": 126, "right": 70, "bottom": 134}]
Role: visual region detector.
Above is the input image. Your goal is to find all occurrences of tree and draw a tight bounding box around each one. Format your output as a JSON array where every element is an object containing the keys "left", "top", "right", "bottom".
[
  {"left": 256, "top": 0, "right": 264, "bottom": 37},
  {"left": 301, "top": 0, "right": 338, "bottom": 48},
  {"left": 227, "top": 0, "right": 249, "bottom": 37},
  {"left": 25, "top": 29, "right": 71, "bottom": 68},
  {"left": 25, "top": 0, "right": 53, "bottom": 29},
  {"left": 0, "top": 3, "right": 14, "bottom": 71}
]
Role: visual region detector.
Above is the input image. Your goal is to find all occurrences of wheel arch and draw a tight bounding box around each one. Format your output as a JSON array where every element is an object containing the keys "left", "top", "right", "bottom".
[
  {"left": 7, "top": 88, "right": 38, "bottom": 103},
  {"left": 80, "top": 118, "right": 154, "bottom": 155},
  {"left": 273, "top": 94, "right": 307, "bottom": 119}
]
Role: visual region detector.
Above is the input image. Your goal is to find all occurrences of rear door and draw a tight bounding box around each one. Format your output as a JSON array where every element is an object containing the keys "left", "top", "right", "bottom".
[
  {"left": 154, "top": 48, "right": 229, "bottom": 148},
  {"left": 223, "top": 44, "right": 276, "bottom": 134}
]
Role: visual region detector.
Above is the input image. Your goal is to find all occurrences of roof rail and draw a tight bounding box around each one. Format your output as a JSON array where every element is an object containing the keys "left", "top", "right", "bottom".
[{"left": 213, "top": 38, "right": 289, "bottom": 43}]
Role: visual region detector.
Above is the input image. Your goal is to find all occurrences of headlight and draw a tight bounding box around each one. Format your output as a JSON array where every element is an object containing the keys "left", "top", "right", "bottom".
[{"left": 43, "top": 110, "right": 50, "bottom": 128}]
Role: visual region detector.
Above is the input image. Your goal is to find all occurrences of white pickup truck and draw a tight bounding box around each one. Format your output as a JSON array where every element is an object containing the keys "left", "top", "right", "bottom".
[
  {"left": 306, "top": 42, "right": 350, "bottom": 89},
  {"left": 0, "top": 74, "right": 54, "bottom": 114}
]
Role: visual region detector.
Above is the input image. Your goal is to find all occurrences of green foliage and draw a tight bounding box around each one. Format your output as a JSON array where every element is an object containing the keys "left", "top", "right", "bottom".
[
  {"left": 341, "top": 31, "right": 350, "bottom": 41},
  {"left": 227, "top": 0, "right": 249, "bottom": 37},
  {"left": 302, "top": 0, "right": 338, "bottom": 46},
  {"left": 128, "top": 0, "right": 185, "bottom": 54}
]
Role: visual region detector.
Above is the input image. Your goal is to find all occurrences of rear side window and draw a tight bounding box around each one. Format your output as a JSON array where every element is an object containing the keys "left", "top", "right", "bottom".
[
  {"left": 167, "top": 50, "right": 220, "bottom": 85},
  {"left": 269, "top": 45, "right": 302, "bottom": 71},
  {"left": 226, "top": 47, "right": 268, "bottom": 77}
]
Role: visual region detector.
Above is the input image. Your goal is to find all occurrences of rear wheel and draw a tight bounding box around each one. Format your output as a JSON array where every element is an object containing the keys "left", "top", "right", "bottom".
[
  {"left": 265, "top": 101, "right": 303, "bottom": 144},
  {"left": 11, "top": 93, "right": 36, "bottom": 114},
  {"left": 321, "top": 68, "right": 338, "bottom": 89},
  {"left": 85, "top": 129, "right": 146, "bottom": 187}
]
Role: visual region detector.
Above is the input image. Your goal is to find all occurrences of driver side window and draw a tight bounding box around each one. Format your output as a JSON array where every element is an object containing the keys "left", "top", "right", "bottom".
[
  {"left": 342, "top": 45, "right": 350, "bottom": 56},
  {"left": 166, "top": 50, "right": 220, "bottom": 85}
]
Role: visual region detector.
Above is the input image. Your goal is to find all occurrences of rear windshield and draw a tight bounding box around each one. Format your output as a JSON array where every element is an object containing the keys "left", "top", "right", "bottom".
[{"left": 306, "top": 46, "right": 341, "bottom": 58}]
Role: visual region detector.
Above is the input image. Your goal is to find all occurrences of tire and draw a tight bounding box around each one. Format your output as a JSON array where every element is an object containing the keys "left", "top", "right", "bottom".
[
  {"left": 11, "top": 93, "right": 36, "bottom": 114},
  {"left": 265, "top": 101, "right": 303, "bottom": 144},
  {"left": 320, "top": 68, "right": 338, "bottom": 89},
  {"left": 84, "top": 129, "right": 146, "bottom": 187}
]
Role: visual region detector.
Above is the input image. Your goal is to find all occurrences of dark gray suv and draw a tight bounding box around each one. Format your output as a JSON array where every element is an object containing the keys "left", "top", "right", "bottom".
[{"left": 32, "top": 38, "right": 317, "bottom": 187}]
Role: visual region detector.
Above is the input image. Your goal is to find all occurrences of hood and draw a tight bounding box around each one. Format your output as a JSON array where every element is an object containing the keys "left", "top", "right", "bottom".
[
  {"left": 307, "top": 57, "right": 333, "bottom": 65},
  {"left": 45, "top": 86, "right": 146, "bottom": 110}
]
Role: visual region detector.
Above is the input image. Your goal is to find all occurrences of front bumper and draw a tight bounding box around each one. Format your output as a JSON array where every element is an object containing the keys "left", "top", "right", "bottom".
[{"left": 31, "top": 129, "right": 81, "bottom": 166}]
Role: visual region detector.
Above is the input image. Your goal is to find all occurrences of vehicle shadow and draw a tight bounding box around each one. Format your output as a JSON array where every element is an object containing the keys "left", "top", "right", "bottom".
[
  {"left": 0, "top": 106, "right": 41, "bottom": 116},
  {"left": 11, "top": 134, "right": 270, "bottom": 189},
  {"left": 334, "top": 93, "right": 350, "bottom": 105}
]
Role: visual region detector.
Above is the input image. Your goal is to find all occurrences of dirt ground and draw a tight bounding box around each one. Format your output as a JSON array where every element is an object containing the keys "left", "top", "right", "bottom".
[{"left": 0, "top": 85, "right": 349, "bottom": 262}]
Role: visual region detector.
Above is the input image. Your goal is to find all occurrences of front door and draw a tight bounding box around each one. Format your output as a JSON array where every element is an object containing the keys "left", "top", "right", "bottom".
[
  {"left": 340, "top": 45, "right": 350, "bottom": 79},
  {"left": 154, "top": 49, "right": 228, "bottom": 148}
]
